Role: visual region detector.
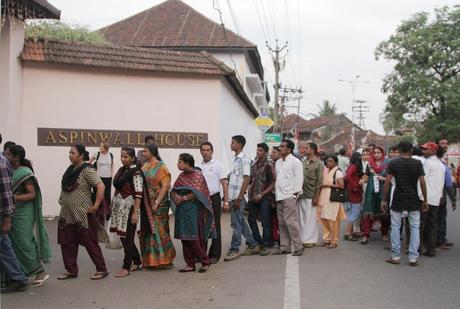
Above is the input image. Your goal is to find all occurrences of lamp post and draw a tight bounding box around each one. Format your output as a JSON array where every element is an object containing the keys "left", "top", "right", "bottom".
[{"left": 338, "top": 75, "right": 369, "bottom": 150}]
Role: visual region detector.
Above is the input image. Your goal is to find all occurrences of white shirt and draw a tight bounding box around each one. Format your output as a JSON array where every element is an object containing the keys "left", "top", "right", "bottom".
[
  {"left": 92, "top": 152, "right": 113, "bottom": 178},
  {"left": 275, "top": 154, "right": 304, "bottom": 201},
  {"left": 421, "top": 155, "right": 445, "bottom": 206},
  {"left": 196, "top": 158, "right": 228, "bottom": 196}
]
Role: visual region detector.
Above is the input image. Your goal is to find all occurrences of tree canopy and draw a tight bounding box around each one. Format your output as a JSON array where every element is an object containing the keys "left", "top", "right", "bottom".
[
  {"left": 26, "top": 21, "right": 106, "bottom": 44},
  {"left": 317, "top": 100, "right": 338, "bottom": 117},
  {"left": 375, "top": 5, "right": 460, "bottom": 142}
]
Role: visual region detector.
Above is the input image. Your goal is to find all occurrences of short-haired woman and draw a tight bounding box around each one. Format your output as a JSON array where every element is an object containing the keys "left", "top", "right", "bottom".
[{"left": 90, "top": 141, "right": 113, "bottom": 223}]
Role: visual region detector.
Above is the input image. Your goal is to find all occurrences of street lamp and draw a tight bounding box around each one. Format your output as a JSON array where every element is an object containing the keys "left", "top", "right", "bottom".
[{"left": 338, "top": 75, "right": 370, "bottom": 150}]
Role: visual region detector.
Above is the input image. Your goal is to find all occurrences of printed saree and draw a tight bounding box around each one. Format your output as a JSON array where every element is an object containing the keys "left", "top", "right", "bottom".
[
  {"left": 10, "top": 166, "right": 52, "bottom": 276},
  {"left": 140, "top": 161, "right": 176, "bottom": 267}
]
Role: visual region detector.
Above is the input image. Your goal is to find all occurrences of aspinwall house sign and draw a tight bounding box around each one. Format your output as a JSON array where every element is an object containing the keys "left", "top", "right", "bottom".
[{"left": 37, "top": 128, "right": 208, "bottom": 149}]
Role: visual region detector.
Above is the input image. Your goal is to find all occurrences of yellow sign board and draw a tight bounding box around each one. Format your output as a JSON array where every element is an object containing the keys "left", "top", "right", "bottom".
[{"left": 255, "top": 117, "right": 274, "bottom": 127}]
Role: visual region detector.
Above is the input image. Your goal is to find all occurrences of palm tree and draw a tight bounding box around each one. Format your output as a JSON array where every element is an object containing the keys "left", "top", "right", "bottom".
[{"left": 317, "top": 100, "right": 338, "bottom": 117}]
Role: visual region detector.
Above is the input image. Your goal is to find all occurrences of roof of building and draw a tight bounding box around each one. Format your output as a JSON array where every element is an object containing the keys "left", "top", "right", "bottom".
[
  {"left": 281, "top": 114, "right": 338, "bottom": 133},
  {"left": 1, "top": 0, "right": 61, "bottom": 20},
  {"left": 20, "top": 38, "right": 258, "bottom": 117},
  {"left": 99, "top": 0, "right": 255, "bottom": 49}
]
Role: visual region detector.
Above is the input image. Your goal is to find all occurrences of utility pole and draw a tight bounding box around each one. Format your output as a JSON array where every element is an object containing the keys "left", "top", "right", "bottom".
[
  {"left": 353, "top": 99, "right": 370, "bottom": 129},
  {"left": 280, "top": 86, "right": 304, "bottom": 139},
  {"left": 267, "top": 40, "right": 288, "bottom": 132},
  {"left": 338, "top": 76, "right": 369, "bottom": 150}
]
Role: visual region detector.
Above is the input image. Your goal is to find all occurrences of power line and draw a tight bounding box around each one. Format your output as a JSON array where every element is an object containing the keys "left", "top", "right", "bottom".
[
  {"left": 297, "top": 0, "right": 303, "bottom": 85},
  {"left": 266, "top": 0, "right": 278, "bottom": 40},
  {"left": 259, "top": 0, "right": 274, "bottom": 45},
  {"left": 225, "top": 0, "right": 257, "bottom": 75},
  {"left": 212, "top": 0, "right": 239, "bottom": 77},
  {"left": 252, "top": 0, "right": 270, "bottom": 44}
]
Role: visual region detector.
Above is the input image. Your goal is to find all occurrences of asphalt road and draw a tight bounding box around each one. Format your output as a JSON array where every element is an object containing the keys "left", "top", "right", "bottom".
[{"left": 2, "top": 204, "right": 460, "bottom": 309}]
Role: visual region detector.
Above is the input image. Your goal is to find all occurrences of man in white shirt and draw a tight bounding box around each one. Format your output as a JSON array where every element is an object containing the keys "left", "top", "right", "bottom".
[
  {"left": 420, "top": 142, "right": 445, "bottom": 257},
  {"left": 197, "top": 142, "right": 229, "bottom": 264},
  {"left": 273, "top": 139, "right": 304, "bottom": 256},
  {"left": 224, "top": 135, "right": 258, "bottom": 262}
]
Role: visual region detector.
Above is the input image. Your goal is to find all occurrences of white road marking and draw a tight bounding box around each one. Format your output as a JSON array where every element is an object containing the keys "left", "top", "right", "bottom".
[{"left": 283, "top": 255, "right": 301, "bottom": 309}]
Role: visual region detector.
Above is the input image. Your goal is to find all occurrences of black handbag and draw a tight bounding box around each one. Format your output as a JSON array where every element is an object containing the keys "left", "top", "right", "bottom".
[{"left": 329, "top": 169, "right": 348, "bottom": 203}]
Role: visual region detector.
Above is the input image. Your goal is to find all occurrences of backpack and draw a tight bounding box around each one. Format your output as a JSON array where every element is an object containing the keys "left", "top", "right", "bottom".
[{"left": 94, "top": 151, "right": 113, "bottom": 170}]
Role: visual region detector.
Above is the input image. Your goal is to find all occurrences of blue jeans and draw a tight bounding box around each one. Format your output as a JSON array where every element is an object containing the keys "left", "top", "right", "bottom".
[
  {"left": 0, "top": 232, "right": 28, "bottom": 285},
  {"left": 390, "top": 210, "right": 420, "bottom": 262},
  {"left": 230, "top": 199, "right": 257, "bottom": 251},
  {"left": 248, "top": 198, "right": 274, "bottom": 247}
]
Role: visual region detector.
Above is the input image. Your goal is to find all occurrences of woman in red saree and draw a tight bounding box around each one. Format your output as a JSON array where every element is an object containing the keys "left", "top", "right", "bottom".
[{"left": 172, "top": 153, "right": 215, "bottom": 273}]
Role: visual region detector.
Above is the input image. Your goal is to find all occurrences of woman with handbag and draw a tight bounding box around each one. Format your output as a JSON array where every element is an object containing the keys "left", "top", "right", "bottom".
[
  {"left": 318, "top": 154, "right": 346, "bottom": 249},
  {"left": 343, "top": 152, "right": 364, "bottom": 241}
]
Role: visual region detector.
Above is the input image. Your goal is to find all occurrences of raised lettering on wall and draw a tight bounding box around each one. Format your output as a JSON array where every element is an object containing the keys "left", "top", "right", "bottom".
[{"left": 37, "top": 128, "right": 208, "bottom": 149}]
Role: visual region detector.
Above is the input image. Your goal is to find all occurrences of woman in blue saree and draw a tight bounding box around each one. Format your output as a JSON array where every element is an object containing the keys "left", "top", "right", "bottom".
[{"left": 171, "top": 153, "right": 215, "bottom": 273}]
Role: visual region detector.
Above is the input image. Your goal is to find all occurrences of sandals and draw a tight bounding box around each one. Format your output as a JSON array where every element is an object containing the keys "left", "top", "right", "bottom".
[
  {"left": 130, "top": 264, "right": 143, "bottom": 272},
  {"left": 179, "top": 267, "right": 195, "bottom": 273},
  {"left": 343, "top": 235, "right": 357, "bottom": 241},
  {"left": 57, "top": 272, "right": 77, "bottom": 280},
  {"left": 327, "top": 243, "right": 338, "bottom": 249},
  {"left": 31, "top": 273, "right": 50, "bottom": 287},
  {"left": 114, "top": 269, "right": 130, "bottom": 278},
  {"left": 90, "top": 271, "right": 109, "bottom": 280},
  {"left": 319, "top": 242, "right": 331, "bottom": 247},
  {"left": 199, "top": 264, "right": 210, "bottom": 273},
  {"left": 360, "top": 237, "right": 368, "bottom": 245}
]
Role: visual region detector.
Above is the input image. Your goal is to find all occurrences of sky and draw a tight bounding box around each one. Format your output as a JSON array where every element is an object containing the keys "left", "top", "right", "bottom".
[{"left": 49, "top": 0, "right": 458, "bottom": 134}]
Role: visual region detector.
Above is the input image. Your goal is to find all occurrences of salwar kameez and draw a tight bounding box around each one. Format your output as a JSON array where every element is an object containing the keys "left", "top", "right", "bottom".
[
  {"left": 58, "top": 164, "right": 108, "bottom": 276},
  {"left": 110, "top": 165, "right": 143, "bottom": 271},
  {"left": 318, "top": 167, "right": 346, "bottom": 245}
]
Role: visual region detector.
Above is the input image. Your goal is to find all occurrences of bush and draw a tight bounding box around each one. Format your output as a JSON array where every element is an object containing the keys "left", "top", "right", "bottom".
[{"left": 26, "top": 20, "right": 106, "bottom": 44}]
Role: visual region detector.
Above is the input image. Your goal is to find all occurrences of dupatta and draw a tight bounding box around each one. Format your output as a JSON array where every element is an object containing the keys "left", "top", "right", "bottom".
[{"left": 171, "top": 169, "right": 215, "bottom": 241}]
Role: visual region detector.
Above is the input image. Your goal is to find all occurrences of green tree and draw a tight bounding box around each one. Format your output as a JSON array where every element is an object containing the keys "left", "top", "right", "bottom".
[
  {"left": 375, "top": 5, "right": 460, "bottom": 142},
  {"left": 317, "top": 100, "right": 338, "bottom": 117},
  {"left": 26, "top": 21, "right": 106, "bottom": 44}
]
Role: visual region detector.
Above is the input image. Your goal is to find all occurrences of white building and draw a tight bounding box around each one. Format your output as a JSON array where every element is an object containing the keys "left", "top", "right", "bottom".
[{"left": 0, "top": 0, "right": 266, "bottom": 216}]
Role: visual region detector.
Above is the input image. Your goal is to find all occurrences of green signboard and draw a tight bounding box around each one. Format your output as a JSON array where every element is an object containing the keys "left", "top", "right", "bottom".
[{"left": 264, "top": 133, "right": 281, "bottom": 143}]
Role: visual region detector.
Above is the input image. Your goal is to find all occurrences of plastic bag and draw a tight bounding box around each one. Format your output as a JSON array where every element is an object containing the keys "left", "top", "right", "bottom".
[{"left": 105, "top": 217, "right": 122, "bottom": 250}]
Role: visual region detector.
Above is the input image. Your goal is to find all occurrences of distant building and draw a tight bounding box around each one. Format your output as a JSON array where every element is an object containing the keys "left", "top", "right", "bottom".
[{"left": 281, "top": 114, "right": 397, "bottom": 153}]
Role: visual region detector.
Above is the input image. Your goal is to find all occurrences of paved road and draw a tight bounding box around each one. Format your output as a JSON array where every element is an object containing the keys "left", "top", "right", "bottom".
[{"left": 3, "top": 204, "right": 460, "bottom": 309}]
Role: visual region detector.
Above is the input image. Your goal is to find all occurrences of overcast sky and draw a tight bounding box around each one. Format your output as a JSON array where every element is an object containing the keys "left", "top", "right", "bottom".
[{"left": 49, "top": 0, "right": 457, "bottom": 134}]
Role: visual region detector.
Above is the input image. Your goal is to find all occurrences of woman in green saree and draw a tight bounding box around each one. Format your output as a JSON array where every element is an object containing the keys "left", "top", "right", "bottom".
[{"left": 4, "top": 145, "right": 52, "bottom": 287}]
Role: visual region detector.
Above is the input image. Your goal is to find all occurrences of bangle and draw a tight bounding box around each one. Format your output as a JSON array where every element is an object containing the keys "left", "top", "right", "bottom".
[
  {"left": 184, "top": 196, "right": 187, "bottom": 201},
  {"left": 154, "top": 200, "right": 159, "bottom": 205}
]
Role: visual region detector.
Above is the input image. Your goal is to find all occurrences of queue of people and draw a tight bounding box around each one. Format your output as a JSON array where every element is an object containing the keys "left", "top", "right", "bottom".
[{"left": 0, "top": 132, "right": 457, "bottom": 294}]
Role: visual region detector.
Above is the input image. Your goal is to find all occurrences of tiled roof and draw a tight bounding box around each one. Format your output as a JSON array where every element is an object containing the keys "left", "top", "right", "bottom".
[
  {"left": 99, "top": 0, "right": 255, "bottom": 48},
  {"left": 21, "top": 39, "right": 231, "bottom": 76},
  {"left": 281, "top": 114, "right": 337, "bottom": 132},
  {"left": 20, "top": 38, "right": 259, "bottom": 117}
]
